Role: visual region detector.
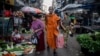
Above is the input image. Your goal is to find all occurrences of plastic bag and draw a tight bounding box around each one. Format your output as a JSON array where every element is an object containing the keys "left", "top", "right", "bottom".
[
  {"left": 56, "top": 33, "right": 64, "bottom": 48},
  {"left": 31, "top": 33, "right": 38, "bottom": 45}
]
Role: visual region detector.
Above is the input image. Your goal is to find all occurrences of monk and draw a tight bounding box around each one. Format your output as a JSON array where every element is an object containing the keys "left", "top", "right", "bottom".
[{"left": 45, "top": 6, "right": 65, "bottom": 56}]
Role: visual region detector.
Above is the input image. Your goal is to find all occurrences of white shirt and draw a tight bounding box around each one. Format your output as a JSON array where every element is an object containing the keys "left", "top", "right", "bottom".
[
  {"left": 12, "top": 32, "right": 21, "bottom": 38},
  {"left": 14, "top": 17, "right": 22, "bottom": 26}
]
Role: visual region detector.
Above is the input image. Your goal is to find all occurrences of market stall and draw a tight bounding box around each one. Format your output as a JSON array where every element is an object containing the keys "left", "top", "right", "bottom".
[{"left": 0, "top": 41, "right": 36, "bottom": 56}]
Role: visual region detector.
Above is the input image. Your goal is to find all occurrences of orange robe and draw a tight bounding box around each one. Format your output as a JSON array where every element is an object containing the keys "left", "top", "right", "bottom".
[{"left": 46, "top": 13, "right": 60, "bottom": 49}]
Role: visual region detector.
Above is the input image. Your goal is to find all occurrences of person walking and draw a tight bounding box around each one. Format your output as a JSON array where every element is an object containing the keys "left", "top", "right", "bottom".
[
  {"left": 31, "top": 14, "right": 45, "bottom": 54},
  {"left": 45, "top": 6, "right": 63, "bottom": 56},
  {"left": 60, "top": 13, "right": 70, "bottom": 47}
]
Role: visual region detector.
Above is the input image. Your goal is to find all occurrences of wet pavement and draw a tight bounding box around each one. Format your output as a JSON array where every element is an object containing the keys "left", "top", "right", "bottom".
[{"left": 22, "top": 34, "right": 85, "bottom": 56}]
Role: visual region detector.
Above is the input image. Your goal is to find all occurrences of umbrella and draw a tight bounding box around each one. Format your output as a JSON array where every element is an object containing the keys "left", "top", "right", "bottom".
[
  {"left": 16, "top": 0, "right": 25, "bottom": 6},
  {"left": 65, "top": 9, "right": 84, "bottom": 13},
  {"left": 61, "top": 4, "right": 83, "bottom": 11},
  {"left": 34, "top": 8, "right": 42, "bottom": 14},
  {"left": 21, "top": 6, "right": 42, "bottom": 13}
]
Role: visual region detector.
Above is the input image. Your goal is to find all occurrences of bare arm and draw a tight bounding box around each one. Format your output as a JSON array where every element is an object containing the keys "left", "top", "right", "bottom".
[{"left": 59, "top": 20, "right": 66, "bottom": 31}]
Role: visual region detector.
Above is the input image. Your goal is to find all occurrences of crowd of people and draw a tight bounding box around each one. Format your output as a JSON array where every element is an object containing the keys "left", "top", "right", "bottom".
[
  {"left": 6, "top": 6, "right": 75, "bottom": 56},
  {"left": 3, "top": 5, "right": 100, "bottom": 56}
]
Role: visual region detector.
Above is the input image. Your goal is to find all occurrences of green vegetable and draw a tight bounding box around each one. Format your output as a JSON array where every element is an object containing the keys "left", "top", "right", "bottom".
[
  {"left": 7, "top": 47, "right": 23, "bottom": 52},
  {"left": 0, "top": 47, "right": 2, "bottom": 51},
  {"left": 77, "top": 33, "right": 100, "bottom": 53}
]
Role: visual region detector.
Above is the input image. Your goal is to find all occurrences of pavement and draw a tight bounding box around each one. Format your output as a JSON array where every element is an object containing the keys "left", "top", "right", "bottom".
[{"left": 22, "top": 34, "right": 85, "bottom": 56}]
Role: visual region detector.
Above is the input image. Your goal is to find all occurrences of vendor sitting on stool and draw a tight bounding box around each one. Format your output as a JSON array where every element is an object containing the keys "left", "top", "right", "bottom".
[{"left": 11, "top": 28, "right": 24, "bottom": 44}]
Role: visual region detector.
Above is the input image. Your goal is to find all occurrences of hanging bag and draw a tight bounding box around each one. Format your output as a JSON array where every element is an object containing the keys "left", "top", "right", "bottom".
[
  {"left": 56, "top": 33, "right": 64, "bottom": 48},
  {"left": 31, "top": 33, "right": 38, "bottom": 45},
  {"left": 56, "top": 25, "right": 64, "bottom": 48}
]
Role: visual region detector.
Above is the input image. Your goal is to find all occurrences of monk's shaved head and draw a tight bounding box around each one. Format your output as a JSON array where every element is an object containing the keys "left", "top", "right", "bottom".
[
  {"left": 49, "top": 6, "right": 53, "bottom": 10},
  {"left": 49, "top": 6, "right": 54, "bottom": 14}
]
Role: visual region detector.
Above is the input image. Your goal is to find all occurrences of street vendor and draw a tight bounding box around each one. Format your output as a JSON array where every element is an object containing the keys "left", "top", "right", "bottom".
[{"left": 11, "top": 28, "right": 24, "bottom": 44}]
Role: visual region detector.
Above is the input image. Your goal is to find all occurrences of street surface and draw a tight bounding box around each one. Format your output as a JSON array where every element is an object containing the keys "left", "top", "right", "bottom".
[{"left": 23, "top": 34, "right": 85, "bottom": 56}]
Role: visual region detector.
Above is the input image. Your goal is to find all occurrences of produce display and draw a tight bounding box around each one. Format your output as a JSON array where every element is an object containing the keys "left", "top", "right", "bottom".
[
  {"left": 2, "top": 52, "right": 16, "bottom": 56},
  {"left": 77, "top": 32, "right": 100, "bottom": 56},
  {"left": 0, "top": 41, "right": 36, "bottom": 56}
]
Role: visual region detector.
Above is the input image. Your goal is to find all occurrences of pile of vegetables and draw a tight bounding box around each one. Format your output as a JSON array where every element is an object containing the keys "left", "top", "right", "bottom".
[
  {"left": 77, "top": 32, "right": 100, "bottom": 53},
  {"left": 0, "top": 40, "right": 35, "bottom": 55}
]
